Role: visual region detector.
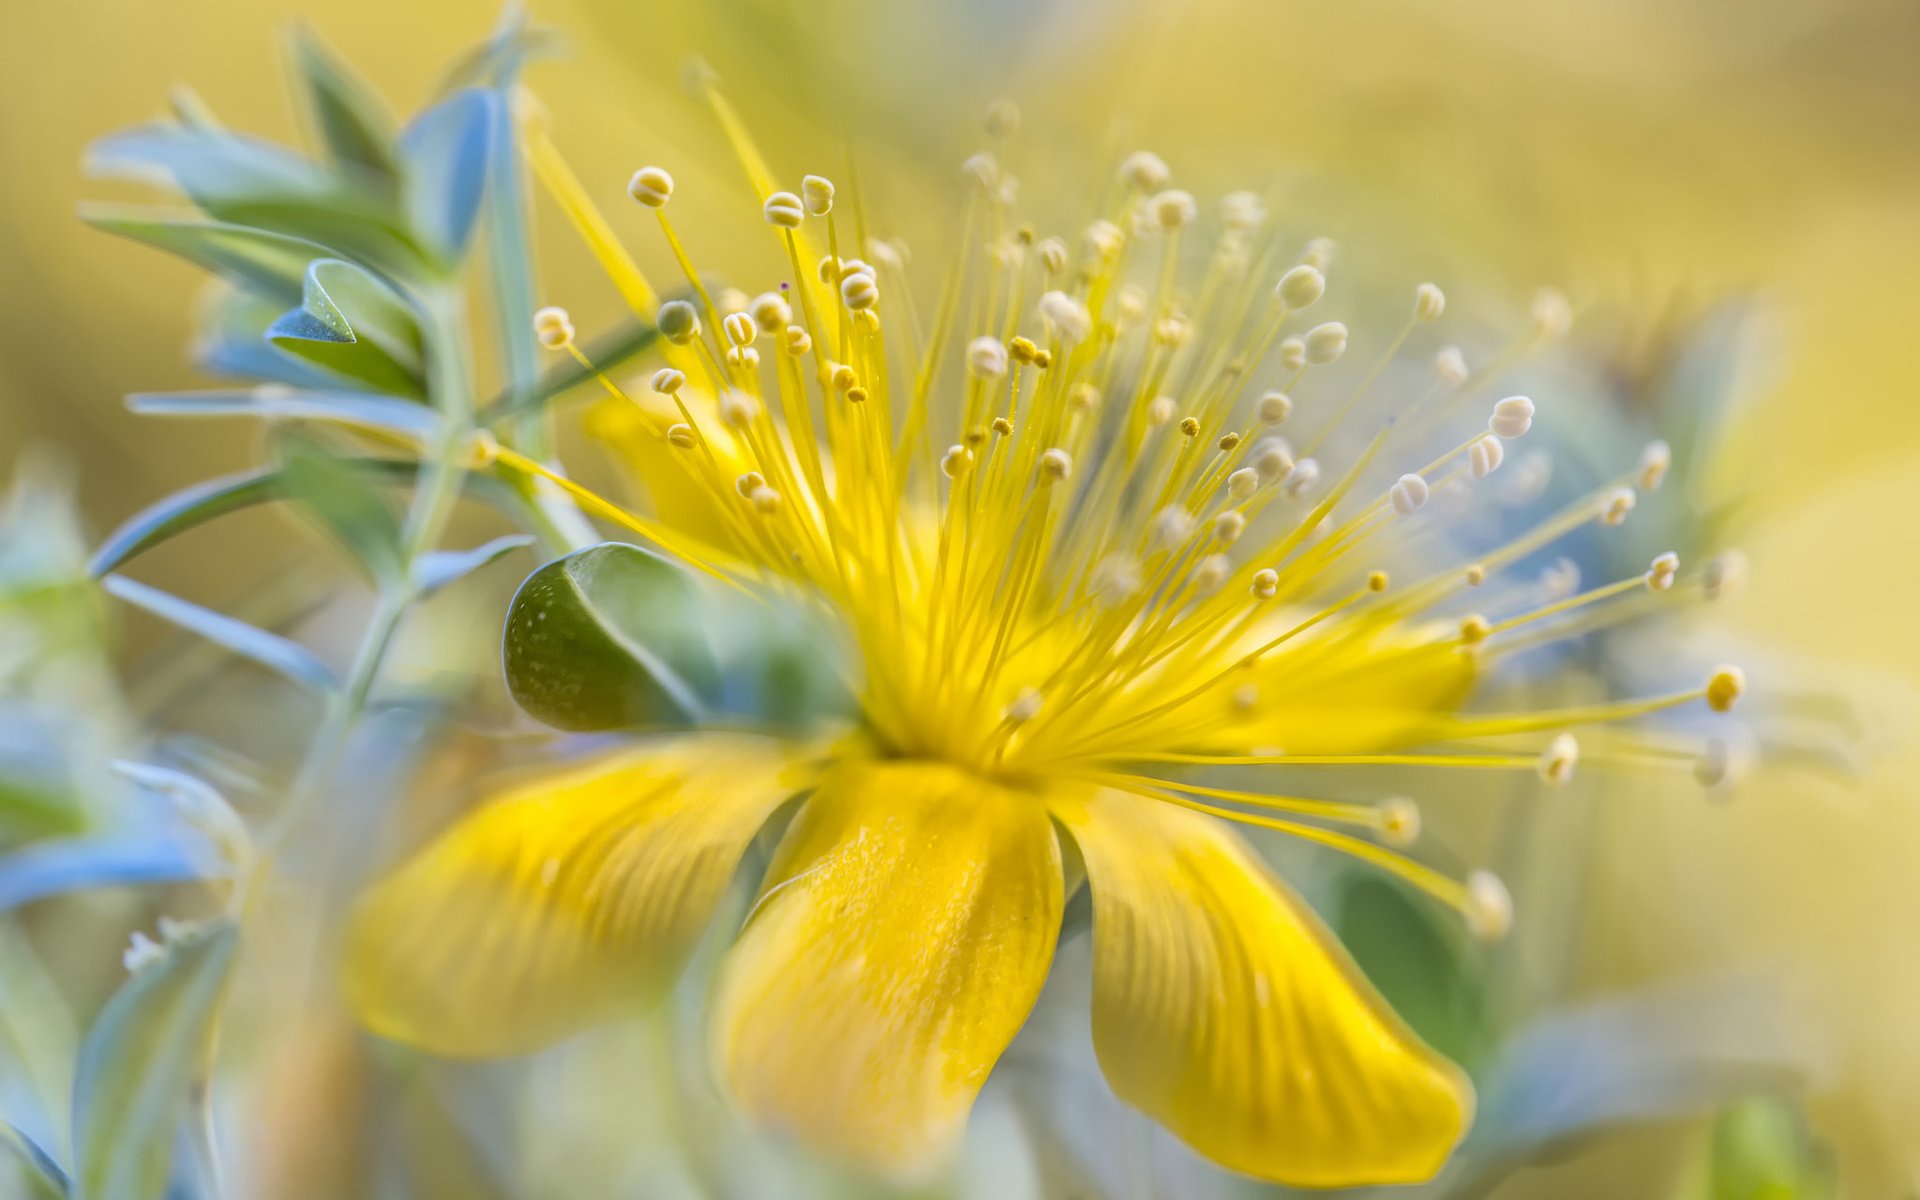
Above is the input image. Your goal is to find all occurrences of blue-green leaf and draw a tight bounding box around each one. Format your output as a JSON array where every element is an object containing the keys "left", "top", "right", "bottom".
[
  {"left": 413, "top": 534, "right": 533, "bottom": 597},
  {"left": 289, "top": 25, "right": 399, "bottom": 183},
  {"left": 3, "top": 1123, "right": 69, "bottom": 1197},
  {"left": 0, "top": 837, "right": 219, "bottom": 914},
  {"left": 89, "top": 459, "right": 522, "bottom": 577},
  {"left": 274, "top": 437, "right": 408, "bottom": 588},
  {"left": 397, "top": 89, "right": 497, "bottom": 266},
  {"left": 266, "top": 258, "right": 425, "bottom": 397},
  {"left": 71, "top": 920, "right": 238, "bottom": 1200},
  {"left": 101, "top": 575, "right": 337, "bottom": 695},
  {"left": 81, "top": 208, "right": 327, "bottom": 306},
  {"left": 127, "top": 388, "right": 437, "bottom": 440},
  {"left": 1, "top": 922, "right": 77, "bottom": 1186},
  {"left": 502, "top": 542, "right": 719, "bottom": 730}
]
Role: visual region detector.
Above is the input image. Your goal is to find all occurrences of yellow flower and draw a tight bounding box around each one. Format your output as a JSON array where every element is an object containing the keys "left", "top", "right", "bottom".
[{"left": 345, "top": 87, "right": 1747, "bottom": 1185}]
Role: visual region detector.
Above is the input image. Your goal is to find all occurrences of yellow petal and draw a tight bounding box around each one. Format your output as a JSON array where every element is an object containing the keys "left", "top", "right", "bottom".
[
  {"left": 1053, "top": 789, "right": 1472, "bottom": 1187},
  {"left": 1204, "top": 621, "right": 1475, "bottom": 756},
  {"left": 711, "top": 758, "right": 1063, "bottom": 1175},
  {"left": 343, "top": 734, "right": 809, "bottom": 1057}
]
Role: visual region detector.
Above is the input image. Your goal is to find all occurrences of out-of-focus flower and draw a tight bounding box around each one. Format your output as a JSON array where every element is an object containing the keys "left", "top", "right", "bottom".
[{"left": 337, "top": 79, "right": 1749, "bottom": 1185}]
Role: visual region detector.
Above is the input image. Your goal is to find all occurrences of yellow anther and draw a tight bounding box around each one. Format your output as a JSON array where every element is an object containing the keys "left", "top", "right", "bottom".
[
  {"left": 1538, "top": 732, "right": 1579, "bottom": 785},
  {"left": 723, "top": 311, "right": 757, "bottom": 348},
  {"left": 1069, "top": 383, "right": 1100, "bottom": 412},
  {"left": 1039, "top": 290, "right": 1091, "bottom": 342},
  {"left": 1373, "top": 798, "right": 1421, "bottom": 848},
  {"left": 1037, "top": 237, "right": 1069, "bottom": 275},
  {"left": 762, "top": 191, "right": 805, "bottom": 228},
  {"left": 726, "top": 346, "right": 760, "bottom": 369},
  {"left": 750, "top": 292, "right": 791, "bottom": 334},
  {"left": 1601, "top": 486, "right": 1637, "bottom": 527},
  {"left": 964, "top": 426, "right": 988, "bottom": 447},
  {"left": 1304, "top": 321, "right": 1348, "bottom": 365},
  {"left": 1646, "top": 551, "right": 1680, "bottom": 592},
  {"left": 1465, "top": 870, "right": 1513, "bottom": 940},
  {"left": 841, "top": 271, "right": 879, "bottom": 311},
  {"left": 666, "top": 423, "right": 696, "bottom": 450},
  {"left": 1278, "top": 337, "right": 1307, "bottom": 370},
  {"left": 1250, "top": 568, "right": 1280, "bottom": 599},
  {"left": 627, "top": 165, "right": 674, "bottom": 208},
  {"left": 1118, "top": 150, "right": 1170, "bottom": 192},
  {"left": 1706, "top": 665, "right": 1745, "bottom": 713},
  {"left": 1009, "top": 336, "right": 1039, "bottom": 364},
  {"left": 1083, "top": 219, "right": 1124, "bottom": 263},
  {"left": 961, "top": 152, "right": 1000, "bottom": 190},
  {"left": 1040, "top": 448, "right": 1073, "bottom": 481},
  {"left": 464, "top": 429, "right": 500, "bottom": 469},
  {"left": 1217, "top": 432, "right": 1242, "bottom": 452},
  {"left": 650, "top": 367, "right": 686, "bottom": 395},
  {"left": 1179, "top": 416, "right": 1201, "bottom": 438},
  {"left": 533, "top": 305, "right": 574, "bottom": 350},
  {"left": 1031, "top": 348, "right": 1053, "bottom": 369},
  {"left": 1228, "top": 468, "right": 1260, "bottom": 501},
  {"left": 1149, "top": 189, "right": 1197, "bottom": 230},
  {"left": 940, "top": 445, "right": 972, "bottom": 478},
  {"left": 735, "top": 471, "right": 766, "bottom": 497},
  {"left": 750, "top": 484, "right": 782, "bottom": 514},
  {"left": 1257, "top": 390, "right": 1292, "bottom": 425},
  {"left": 801, "top": 174, "right": 835, "bottom": 216},
  {"left": 1147, "top": 397, "right": 1176, "bottom": 427},
  {"left": 830, "top": 363, "right": 858, "bottom": 392},
  {"left": 1459, "top": 614, "right": 1490, "bottom": 644},
  {"left": 1284, "top": 457, "right": 1321, "bottom": 497},
  {"left": 1465, "top": 563, "right": 1488, "bottom": 587},
  {"left": 968, "top": 336, "right": 1009, "bottom": 380},
  {"left": 1193, "top": 554, "right": 1231, "bottom": 594},
  {"left": 785, "top": 324, "right": 813, "bottom": 356},
  {"left": 991, "top": 416, "right": 1014, "bottom": 437},
  {"left": 718, "top": 390, "right": 758, "bottom": 428},
  {"left": 1413, "top": 282, "right": 1446, "bottom": 322},
  {"left": 846, "top": 386, "right": 869, "bottom": 404},
  {"left": 1639, "top": 440, "right": 1673, "bottom": 491},
  {"left": 1276, "top": 265, "right": 1325, "bottom": 309},
  {"left": 1366, "top": 570, "right": 1390, "bottom": 592},
  {"left": 656, "top": 300, "right": 699, "bottom": 345},
  {"left": 1213, "top": 510, "right": 1248, "bottom": 546}
]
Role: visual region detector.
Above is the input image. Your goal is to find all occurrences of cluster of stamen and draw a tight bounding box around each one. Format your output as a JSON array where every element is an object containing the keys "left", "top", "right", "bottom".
[{"left": 506, "top": 91, "right": 1751, "bottom": 941}]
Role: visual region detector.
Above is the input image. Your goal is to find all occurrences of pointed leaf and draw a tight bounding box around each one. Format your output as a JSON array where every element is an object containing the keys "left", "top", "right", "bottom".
[
  {"left": 128, "top": 387, "right": 437, "bottom": 439},
  {"left": 290, "top": 25, "right": 400, "bottom": 182},
  {"left": 101, "top": 575, "right": 337, "bottom": 695},
  {"left": 192, "top": 288, "right": 341, "bottom": 388},
  {"left": 397, "top": 89, "right": 496, "bottom": 266},
  {"left": 82, "top": 208, "right": 326, "bottom": 306},
  {"left": 274, "top": 437, "right": 408, "bottom": 588},
  {"left": 266, "top": 258, "right": 425, "bottom": 396},
  {"left": 502, "top": 542, "right": 719, "bottom": 730},
  {"left": 71, "top": 920, "right": 238, "bottom": 1200},
  {"left": 413, "top": 534, "right": 533, "bottom": 597},
  {"left": 89, "top": 460, "right": 521, "bottom": 576}
]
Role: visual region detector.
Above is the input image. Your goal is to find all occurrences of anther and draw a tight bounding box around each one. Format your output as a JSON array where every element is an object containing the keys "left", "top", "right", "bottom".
[
  {"left": 1459, "top": 613, "right": 1491, "bottom": 644},
  {"left": 1040, "top": 448, "right": 1073, "bottom": 481},
  {"left": 1469, "top": 435, "right": 1505, "bottom": 479},
  {"left": 666, "top": 423, "right": 696, "bottom": 450},
  {"left": 785, "top": 325, "right": 813, "bottom": 356},
  {"left": 1217, "top": 432, "right": 1242, "bottom": 452},
  {"left": 762, "top": 191, "right": 806, "bottom": 228},
  {"left": 1600, "top": 487, "right": 1636, "bottom": 527},
  {"left": 1532, "top": 288, "right": 1572, "bottom": 340},
  {"left": 1284, "top": 457, "right": 1321, "bottom": 497},
  {"left": 1214, "top": 510, "right": 1247, "bottom": 543},
  {"left": 656, "top": 300, "right": 699, "bottom": 345},
  {"left": 1039, "top": 290, "right": 1092, "bottom": 342},
  {"left": 627, "top": 166, "right": 674, "bottom": 208},
  {"left": 1250, "top": 568, "right": 1280, "bottom": 599},
  {"left": 1373, "top": 798, "right": 1421, "bottom": 848},
  {"left": 1304, "top": 322, "right": 1348, "bottom": 365},
  {"left": 1301, "top": 237, "right": 1337, "bottom": 270},
  {"left": 1031, "top": 348, "right": 1052, "bottom": 369},
  {"left": 1253, "top": 438, "right": 1294, "bottom": 483},
  {"left": 1232, "top": 683, "right": 1260, "bottom": 711},
  {"left": 1703, "top": 549, "right": 1747, "bottom": 601},
  {"left": 735, "top": 471, "right": 767, "bottom": 498},
  {"left": 1257, "top": 390, "right": 1293, "bottom": 425},
  {"left": 846, "top": 386, "right": 869, "bottom": 404},
  {"left": 1413, "top": 282, "right": 1446, "bottom": 322},
  {"left": 1193, "top": 554, "right": 1231, "bottom": 594},
  {"left": 719, "top": 390, "right": 758, "bottom": 428},
  {"left": 749, "top": 485, "right": 782, "bottom": 514},
  {"left": 1705, "top": 665, "right": 1745, "bottom": 713},
  {"left": 1119, "top": 150, "right": 1171, "bottom": 192},
  {"left": 533, "top": 306, "right": 574, "bottom": 350},
  {"left": 1434, "top": 345, "right": 1469, "bottom": 384},
  {"left": 1465, "top": 563, "right": 1487, "bottom": 586},
  {"left": 830, "top": 363, "right": 858, "bottom": 392},
  {"left": 1489, "top": 396, "right": 1535, "bottom": 439},
  {"left": 1179, "top": 417, "right": 1201, "bottom": 438},
  {"left": 961, "top": 153, "right": 1000, "bottom": 190},
  {"left": 841, "top": 271, "right": 879, "bottom": 311},
  {"left": 1276, "top": 265, "right": 1326, "bottom": 309},
  {"left": 1070, "top": 383, "right": 1100, "bottom": 412},
  {"left": 1278, "top": 337, "right": 1307, "bottom": 370},
  {"left": 1389, "top": 473, "right": 1431, "bottom": 516},
  {"left": 1147, "top": 397, "right": 1176, "bottom": 427},
  {"left": 1153, "top": 314, "right": 1192, "bottom": 348},
  {"left": 940, "top": 445, "right": 972, "bottom": 478},
  {"left": 727, "top": 346, "right": 760, "bottom": 369},
  {"left": 1540, "top": 558, "right": 1580, "bottom": 599},
  {"left": 723, "top": 311, "right": 757, "bottom": 348},
  {"left": 1220, "top": 191, "right": 1266, "bottom": 232},
  {"left": 1037, "top": 237, "right": 1069, "bottom": 276},
  {"left": 651, "top": 367, "right": 686, "bottom": 395},
  {"left": 991, "top": 416, "right": 1014, "bottom": 437},
  {"left": 1367, "top": 570, "right": 1389, "bottom": 592},
  {"left": 1150, "top": 189, "right": 1197, "bottom": 230},
  {"left": 1465, "top": 870, "right": 1513, "bottom": 940},
  {"left": 1646, "top": 551, "right": 1680, "bottom": 592},
  {"left": 1228, "top": 467, "right": 1260, "bottom": 500},
  {"left": 1151, "top": 506, "right": 1195, "bottom": 550},
  {"left": 1538, "top": 733, "right": 1579, "bottom": 785},
  {"left": 967, "top": 336, "right": 1009, "bottom": 380},
  {"left": 1009, "top": 336, "right": 1040, "bottom": 365},
  {"left": 1084, "top": 219, "right": 1125, "bottom": 263},
  {"left": 801, "top": 174, "right": 835, "bottom": 216},
  {"left": 750, "top": 292, "right": 792, "bottom": 334},
  {"left": 1639, "top": 440, "right": 1673, "bottom": 491}
]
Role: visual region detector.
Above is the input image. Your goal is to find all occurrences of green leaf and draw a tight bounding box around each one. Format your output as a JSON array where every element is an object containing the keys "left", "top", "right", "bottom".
[
  {"left": 1707, "top": 1097, "right": 1834, "bottom": 1200},
  {"left": 101, "top": 575, "right": 337, "bottom": 695},
  {"left": 71, "top": 919, "right": 237, "bottom": 1200},
  {"left": 81, "top": 208, "right": 327, "bottom": 306},
  {"left": 413, "top": 534, "right": 533, "bottom": 597},
  {"left": 275, "top": 437, "right": 408, "bottom": 588},
  {"left": 266, "top": 258, "right": 425, "bottom": 397},
  {"left": 89, "top": 459, "right": 523, "bottom": 576},
  {"left": 289, "top": 25, "right": 400, "bottom": 183},
  {"left": 503, "top": 542, "right": 719, "bottom": 730},
  {"left": 397, "top": 89, "right": 497, "bottom": 267},
  {"left": 1333, "top": 871, "right": 1490, "bottom": 1067}
]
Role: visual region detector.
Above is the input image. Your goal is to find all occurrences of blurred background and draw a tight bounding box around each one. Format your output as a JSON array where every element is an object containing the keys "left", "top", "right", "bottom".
[{"left": 1, "top": 0, "right": 1916, "bottom": 1196}]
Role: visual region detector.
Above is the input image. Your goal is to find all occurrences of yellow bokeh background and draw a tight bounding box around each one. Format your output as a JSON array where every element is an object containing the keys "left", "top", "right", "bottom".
[{"left": 1, "top": 0, "right": 1914, "bottom": 1193}]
